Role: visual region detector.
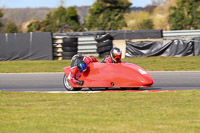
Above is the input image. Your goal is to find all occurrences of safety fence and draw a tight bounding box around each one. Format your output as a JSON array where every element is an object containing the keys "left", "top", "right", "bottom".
[
  {"left": 0, "top": 32, "right": 53, "bottom": 61},
  {"left": 53, "top": 29, "right": 200, "bottom": 60},
  {"left": 53, "top": 29, "right": 163, "bottom": 59},
  {"left": 163, "top": 30, "right": 200, "bottom": 38},
  {"left": 126, "top": 37, "right": 200, "bottom": 57},
  {"left": 0, "top": 30, "right": 200, "bottom": 61}
]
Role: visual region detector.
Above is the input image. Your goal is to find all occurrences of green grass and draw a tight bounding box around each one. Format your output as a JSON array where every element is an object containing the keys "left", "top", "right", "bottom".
[
  {"left": 0, "top": 56, "right": 200, "bottom": 73},
  {"left": 127, "top": 56, "right": 200, "bottom": 71},
  {"left": 0, "top": 90, "right": 200, "bottom": 133},
  {"left": 0, "top": 60, "right": 69, "bottom": 73}
]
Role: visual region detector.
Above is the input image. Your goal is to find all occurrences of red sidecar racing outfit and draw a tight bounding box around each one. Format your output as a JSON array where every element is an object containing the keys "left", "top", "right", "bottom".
[{"left": 68, "top": 54, "right": 98, "bottom": 85}]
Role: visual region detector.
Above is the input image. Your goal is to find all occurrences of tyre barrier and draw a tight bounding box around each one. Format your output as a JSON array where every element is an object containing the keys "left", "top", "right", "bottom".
[
  {"left": 61, "top": 37, "right": 78, "bottom": 60},
  {"left": 95, "top": 33, "right": 113, "bottom": 58},
  {"left": 95, "top": 33, "right": 113, "bottom": 43},
  {"left": 99, "top": 51, "right": 110, "bottom": 58},
  {"left": 96, "top": 40, "right": 112, "bottom": 48},
  {"left": 63, "top": 37, "right": 78, "bottom": 42},
  {"left": 62, "top": 52, "right": 77, "bottom": 60},
  {"left": 97, "top": 45, "right": 113, "bottom": 53},
  {"left": 62, "top": 47, "right": 78, "bottom": 52}
]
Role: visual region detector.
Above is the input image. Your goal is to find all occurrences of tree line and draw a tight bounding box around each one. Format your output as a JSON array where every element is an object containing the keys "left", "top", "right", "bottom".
[{"left": 0, "top": 0, "right": 199, "bottom": 33}]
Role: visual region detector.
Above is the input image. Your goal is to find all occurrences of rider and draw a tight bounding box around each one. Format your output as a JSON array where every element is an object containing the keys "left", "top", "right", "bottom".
[
  {"left": 102, "top": 47, "right": 122, "bottom": 63},
  {"left": 68, "top": 53, "right": 98, "bottom": 86}
]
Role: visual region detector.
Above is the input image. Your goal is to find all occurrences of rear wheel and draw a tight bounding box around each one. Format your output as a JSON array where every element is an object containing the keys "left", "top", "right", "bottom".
[{"left": 63, "top": 74, "right": 82, "bottom": 91}]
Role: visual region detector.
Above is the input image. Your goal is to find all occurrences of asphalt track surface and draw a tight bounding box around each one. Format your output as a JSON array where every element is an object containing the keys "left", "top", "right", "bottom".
[{"left": 0, "top": 72, "right": 200, "bottom": 92}]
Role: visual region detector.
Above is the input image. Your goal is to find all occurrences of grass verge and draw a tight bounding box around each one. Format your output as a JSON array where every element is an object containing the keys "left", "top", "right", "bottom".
[
  {"left": 0, "top": 56, "right": 200, "bottom": 73},
  {"left": 0, "top": 90, "right": 200, "bottom": 133}
]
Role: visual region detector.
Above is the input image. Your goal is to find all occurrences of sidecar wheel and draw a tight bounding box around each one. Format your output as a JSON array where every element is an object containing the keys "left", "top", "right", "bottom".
[
  {"left": 63, "top": 74, "right": 82, "bottom": 91},
  {"left": 132, "top": 87, "right": 140, "bottom": 90},
  {"left": 88, "top": 88, "right": 93, "bottom": 91},
  {"left": 120, "top": 87, "right": 140, "bottom": 90}
]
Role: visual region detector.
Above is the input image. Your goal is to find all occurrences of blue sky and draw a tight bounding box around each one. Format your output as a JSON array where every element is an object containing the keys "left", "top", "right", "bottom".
[{"left": 0, "top": 0, "right": 152, "bottom": 8}]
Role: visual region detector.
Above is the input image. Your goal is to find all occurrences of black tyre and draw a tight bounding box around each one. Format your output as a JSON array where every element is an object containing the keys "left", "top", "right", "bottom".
[
  {"left": 99, "top": 51, "right": 110, "bottom": 58},
  {"left": 63, "top": 74, "right": 82, "bottom": 91},
  {"left": 62, "top": 56, "right": 72, "bottom": 60},
  {"left": 96, "top": 40, "right": 112, "bottom": 48},
  {"left": 62, "top": 52, "right": 77, "bottom": 57},
  {"left": 132, "top": 87, "right": 140, "bottom": 90},
  {"left": 97, "top": 45, "right": 112, "bottom": 53},
  {"left": 62, "top": 47, "right": 78, "bottom": 52},
  {"left": 62, "top": 52, "right": 77, "bottom": 60},
  {"left": 120, "top": 87, "right": 140, "bottom": 90},
  {"left": 105, "top": 88, "right": 109, "bottom": 90},
  {"left": 88, "top": 88, "right": 93, "bottom": 91},
  {"left": 95, "top": 33, "right": 113, "bottom": 43},
  {"left": 62, "top": 37, "right": 78, "bottom": 42},
  {"left": 62, "top": 42, "right": 78, "bottom": 47}
]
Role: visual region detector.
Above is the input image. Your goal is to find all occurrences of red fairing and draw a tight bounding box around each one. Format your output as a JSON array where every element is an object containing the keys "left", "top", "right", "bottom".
[{"left": 63, "top": 62, "right": 153, "bottom": 88}]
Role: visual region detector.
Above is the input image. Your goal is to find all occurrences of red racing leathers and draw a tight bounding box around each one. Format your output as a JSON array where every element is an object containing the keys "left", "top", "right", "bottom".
[
  {"left": 101, "top": 55, "right": 121, "bottom": 63},
  {"left": 68, "top": 54, "right": 98, "bottom": 85}
]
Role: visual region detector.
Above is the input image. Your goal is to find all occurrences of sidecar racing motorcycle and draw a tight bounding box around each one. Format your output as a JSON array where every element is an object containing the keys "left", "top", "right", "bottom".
[{"left": 63, "top": 62, "right": 153, "bottom": 91}]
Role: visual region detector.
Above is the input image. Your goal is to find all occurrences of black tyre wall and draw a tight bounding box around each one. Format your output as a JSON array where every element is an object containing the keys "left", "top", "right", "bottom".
[
  {"left": 62, "top": 52, "right": 77, "bottom": 57},
  {"left": 99, "top": 51, "right": 110, "bottom": 58},
  {"left": 95, "top": 33, "right": 113, "bottom": 58},
  {"left": 95, "top": 33, "right": 113, "bottom": 43},
  {"left": 62, "top": 42, "right": 78, "bottom": 47},
  {"left": 96, "top": 40, "right": 112, "bottom": 48},
  {"left": 62, "top": 47, "right": 78, "bottom": 52},
  {"left": 62, "top": 36, "right": 78, "bottom": 60},
  {"left": 62, "top": 52, "right": 77, "bottom": 60},
  {"left": 62, "top": 37, "right": 78, "bottom": 42},
  {"left": 97, "top": 45, "right": 112, "bottom": 53}
]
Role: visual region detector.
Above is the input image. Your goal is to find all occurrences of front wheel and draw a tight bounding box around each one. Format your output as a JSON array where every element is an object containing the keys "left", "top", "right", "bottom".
[{"left": 63, "top": 74, "right": 82, "bottom": 91}]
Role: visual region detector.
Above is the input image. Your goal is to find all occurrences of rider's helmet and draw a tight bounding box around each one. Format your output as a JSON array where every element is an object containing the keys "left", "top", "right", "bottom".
[
  {"left": 77, "top": 61, "right": 87, "bottom": 72},
  {"left": 110, "top": 47, "right": 122, "bottom": 62}
]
